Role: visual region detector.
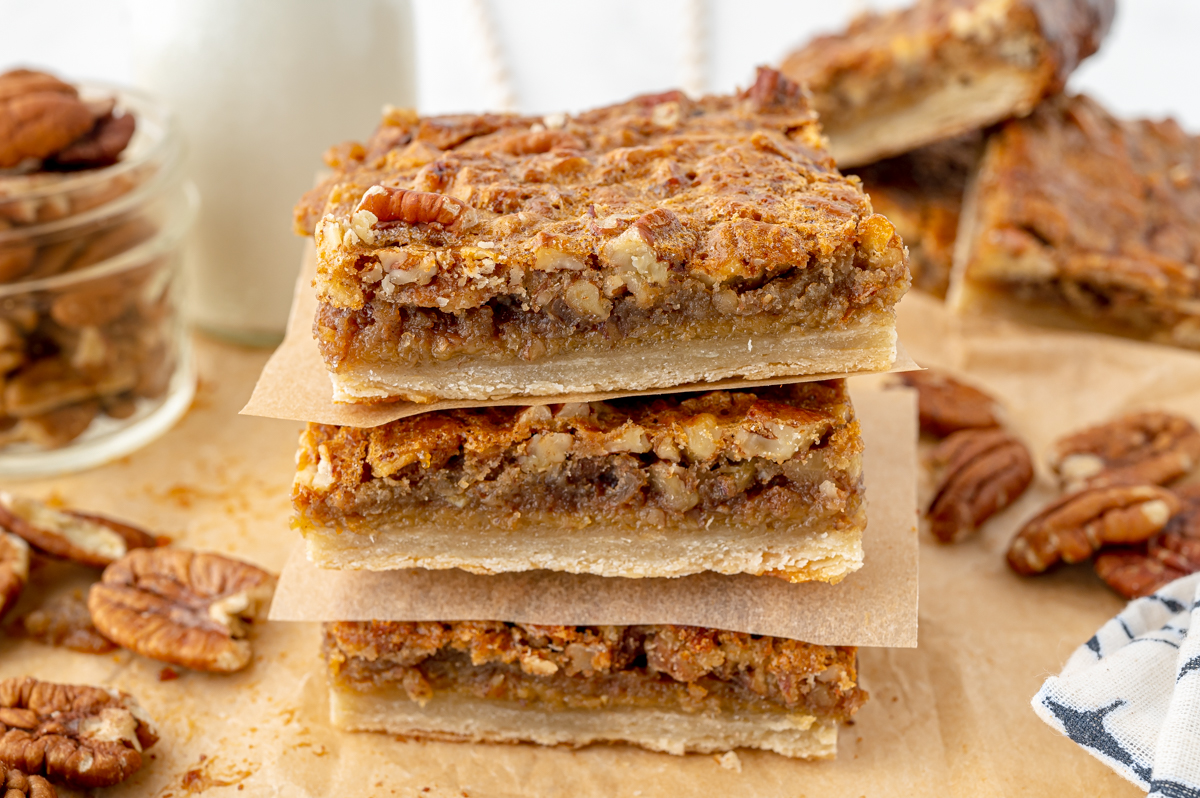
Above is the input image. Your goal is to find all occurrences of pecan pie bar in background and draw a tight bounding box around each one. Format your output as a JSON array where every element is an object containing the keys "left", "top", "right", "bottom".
[
  {"left": 294, "top": 68, "right": 909, "bottom": 404},
  {"left": 323, "top": 621, "right": 866, "bottom": 759},
  {"left": 292, "top": 381, "right": 865, "bottom": 582},
  {"left": 780, "top": 0, "right": 1114, "bottom": 168},
  {"left": 852, "top": 134, "right": 982, "bottom": 297},
  {"left": 951, "top": 94, "right": 1200, "bottom": 349}
]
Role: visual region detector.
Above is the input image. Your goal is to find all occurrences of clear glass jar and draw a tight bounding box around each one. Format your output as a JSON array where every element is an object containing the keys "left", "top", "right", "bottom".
[{"left": 0, "top": 84, "right": 196, "bottom": 477}]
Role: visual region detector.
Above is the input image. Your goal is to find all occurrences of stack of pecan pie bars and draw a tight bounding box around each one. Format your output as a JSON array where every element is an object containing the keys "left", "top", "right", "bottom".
[{"left": 281, "top": 67, "right": 916, "bottom": 759}]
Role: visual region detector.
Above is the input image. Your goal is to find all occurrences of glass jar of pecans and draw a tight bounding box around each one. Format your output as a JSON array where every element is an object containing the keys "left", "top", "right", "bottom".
[{"left": 0, "top": 80, "right": 195, "bottom": 477}]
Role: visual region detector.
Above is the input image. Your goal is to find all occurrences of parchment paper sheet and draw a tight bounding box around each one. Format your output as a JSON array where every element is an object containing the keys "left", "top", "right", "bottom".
[
  {"left": 239, "top": 246, "right": 919, "bottom": 427},
  {"left": 9, "top": 289, "right": 1195, "bottom": 795},
  {"left": 269, "top": 388, "right": 919, "bottom": 648}
]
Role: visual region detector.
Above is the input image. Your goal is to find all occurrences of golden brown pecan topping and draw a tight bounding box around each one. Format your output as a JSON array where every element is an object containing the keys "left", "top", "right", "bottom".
[
  {"left": 1007, "top": 484, "right": 1181, "bottom": 575},
  {"left": 88, "top": 548, "right": 275, "bottom": 673},
  {"left": 0, "top": 677, "right": 157, "bottom": 789},
  {"left": 1049, "top": 411, "right": 1200, "bottom": 490},
  {"left": 0, "top": 531, "right": 29, "bottom": 620},
  {"left": 0, "top": 493, "right": 156, "bottom": 570},
  {"left": 896, "top": 370, "right": 1000, "bottom": 437},
  {"left": 0, "top": 762, "right": 55, "bottom": 798},
  {"left": 927, "top": 428, "right": 1033, "bottom": 542}
]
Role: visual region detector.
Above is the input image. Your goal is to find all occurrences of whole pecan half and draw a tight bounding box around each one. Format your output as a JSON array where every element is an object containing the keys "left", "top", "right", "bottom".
[
  {"left": 1048, "top": 411, "right": 1200, "bottom": 490},
  {"left": 0, "top": 762, "right": 55, "bottom": 798},
  {"left": 1095, "top": 483, "right": 1200, "bottom": 598},
  {"left": 0, "top": 677, "right": 157, "bottom": 789},
  {"left": 1007, "top": 484, "right": 1182, "bottom": 575},
  {"left": 895, "top": 370, "right": 1000, "bottom": 437},
  {"left": 0, "top": 493, "right": 156, "bottom": 569},
  {"left": 88, "top": 548, "right": 275, "bottom": 673},
  {"left": 0, "top": 531, "right": 30, "bottom": 620},
  {"left": 0, "top": 70, "right": 76, "bottom": 104},
  {"left": 926, "top": 428, "right": 1033, "bottom": 542},
  {"left": 0, "top": 91, "right": 93, "bottom": 169},
  {"left": 356, "top": 185, "right": 467, "bottom": 226}
]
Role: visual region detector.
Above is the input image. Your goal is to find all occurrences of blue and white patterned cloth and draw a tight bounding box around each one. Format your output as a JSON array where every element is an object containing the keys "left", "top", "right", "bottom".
[{"left": 1033, "top": 573, "right": 1200, "bottom": 797}]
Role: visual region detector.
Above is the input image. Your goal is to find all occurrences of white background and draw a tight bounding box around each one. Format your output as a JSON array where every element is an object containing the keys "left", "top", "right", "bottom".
[{"left": 2, "top": 0, "right": 1198, "bottom": 132}]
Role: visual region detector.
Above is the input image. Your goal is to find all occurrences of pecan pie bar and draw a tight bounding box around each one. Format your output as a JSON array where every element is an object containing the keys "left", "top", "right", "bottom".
[
  {"left": 324, "top": 621, "right": 866, "bottom": 758},
  {"left": 294, "top": 68, "right": 909, "bottom": 403},
  {"left": 781, "top": 0, "right": 1114, "bottom": 167},
  {"left": 853, "top": 134, "right": 982, "bottom": 297},
  {"left": 952, "top": 95, "right": 1200, "bottom": 348},
  {"left": 292, "top": 381, "right": 864, "bottom": 582}
]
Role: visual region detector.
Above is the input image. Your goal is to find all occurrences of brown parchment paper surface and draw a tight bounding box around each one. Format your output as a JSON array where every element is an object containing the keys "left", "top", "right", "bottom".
[
  {"left": 239, "top": 246, "right": 919, "bottom": 427},
  {"left": 269, "top": 388, "right": 918, "bottom": 647},
  {"left": 9, "top": 289, "right": 1195, "bottom": 796}
]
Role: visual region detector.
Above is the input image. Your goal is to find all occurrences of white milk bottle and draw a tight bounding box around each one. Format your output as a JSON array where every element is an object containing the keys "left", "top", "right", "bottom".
[{"left": 130, "top": 0, "right": 416, "bottom": 345}]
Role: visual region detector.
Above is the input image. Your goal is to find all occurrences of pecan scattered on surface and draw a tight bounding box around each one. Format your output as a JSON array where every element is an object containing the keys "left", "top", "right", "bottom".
[
  {"left": 1007, "top": 484, "right": 1181, "bottom": 575},
  {"left": 1094, "top": 483, "right": 1200, "bottom": 598},
  {"left": 896, "top": 370, "right": 1000, "bottom": 437},
  {"left": 0, "top": 493, "right": 156, "bottom": 569},
  {"left": 0, "top": 531, "right": 29, "bottom": 620},
  {"left": 1048, "top": 411, "right": 1200, "bottom": 490},
  {"left": 0, "top": 676, "right": 157, "bottom": 789},
  {"left": 926, "top": 428, "right": 1033, "bottom": 542},
  {"left": 356, "top": 186, "right": 466, "bottom": 226},
  {"left": 0, "top": 762, "right": 55, "bottom": 798},
  {"left": 88, "top": 548, "right": 275, "bottom": 673},
  {"left": 11, "top": 591, "right": 116, "bottom": 655}
]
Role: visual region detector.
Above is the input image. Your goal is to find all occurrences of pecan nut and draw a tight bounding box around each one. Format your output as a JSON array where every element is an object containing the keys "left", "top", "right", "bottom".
[
  {"left": 0, "top": 531, "right": 29, "bottom": 620},
  {"left": 1048, "top": 411, "right": 1200, "bottom": 490},
  {"left": 0, "top": 493, "right": 156, "bottom": 569},
  {"left": 0, "top": 677, "right": 157, "bottom": 789},
  {"left": 895, "top": 370, "right": 1000, "bottom": 437},
  {"left": 45, "top": 112, "right": 135, "bottom": 170},
  {"left": 356, "top": 186, "right": 467, "bottom": 227},
  {"left": 0, "top": 70, "right": 76, "bottom": 104},
  {"left": 1007, "top": 484, "right": 1182, "bottom": 575},
  {"left": 926, "top": 428, "right": 1033, "bottom": 542},
  {"left": 11, "top": 591, "right": 116, "bottom": 655},
  {"left": 88, "top": 548, "right": 275, "bottom": 673},
  {"left": 1095, "top": 484, "right": 1200, "bottom": 598},
  {"left": 0, "top": 763, "right": 55, "bottom": 798},
  {"left": 0, "top": 92, "right": 93, "bottom": 170}
]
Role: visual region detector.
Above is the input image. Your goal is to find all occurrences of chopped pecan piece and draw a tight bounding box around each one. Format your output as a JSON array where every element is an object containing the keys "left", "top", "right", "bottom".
[
  {"left": 88, "top": 548, "right": 275, "bottom": 673},
  {"left": 1095, "top": 483, "right": 1200, "bottom": 598},
  {"left": 11, "top": 591, "right": 116, "bottom": 655},
  {"left": 0, "top": 493, "right": 156, "bottom": 569},
  {"left": 0, "top": 763, "right": 55, "bottom": 798},
  {"left": 1048, "top": 411, "right": 1200, "bottom": 490},
  {"left": 896, "top": 370, "right": 1000, "bottom": 437},
  {"left": 0, "top": 531, "right": 30, "bottom": 620},
  {"left": 0, "top": 677, "right": 157, "bottom": 789},
  {"left": 1007, "top": 485, "right": 1182, "bottom": 576},
  {"left": 926, "top": 428, "right": 1033, "bottom": 542}
]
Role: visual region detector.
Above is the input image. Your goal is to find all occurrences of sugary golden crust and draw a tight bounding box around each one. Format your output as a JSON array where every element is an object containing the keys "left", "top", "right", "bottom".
[
  {"left": 323, "top": 620, "right": 865, "bottom": 721},
  {"left": 961, "top": 94, "right": 1200, "bottom": 346},
  {"left": 297, "top": 69, "right": 908, "bottom": 380},
  {"left": 854, "top": 134, "right": 981, "bottom": 297},
  {"left": 783, "top": 0, "right": 1113, "bottom": 124},
  {"left": 292, "top": 381, "right": 862, "bottom": 533}
]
